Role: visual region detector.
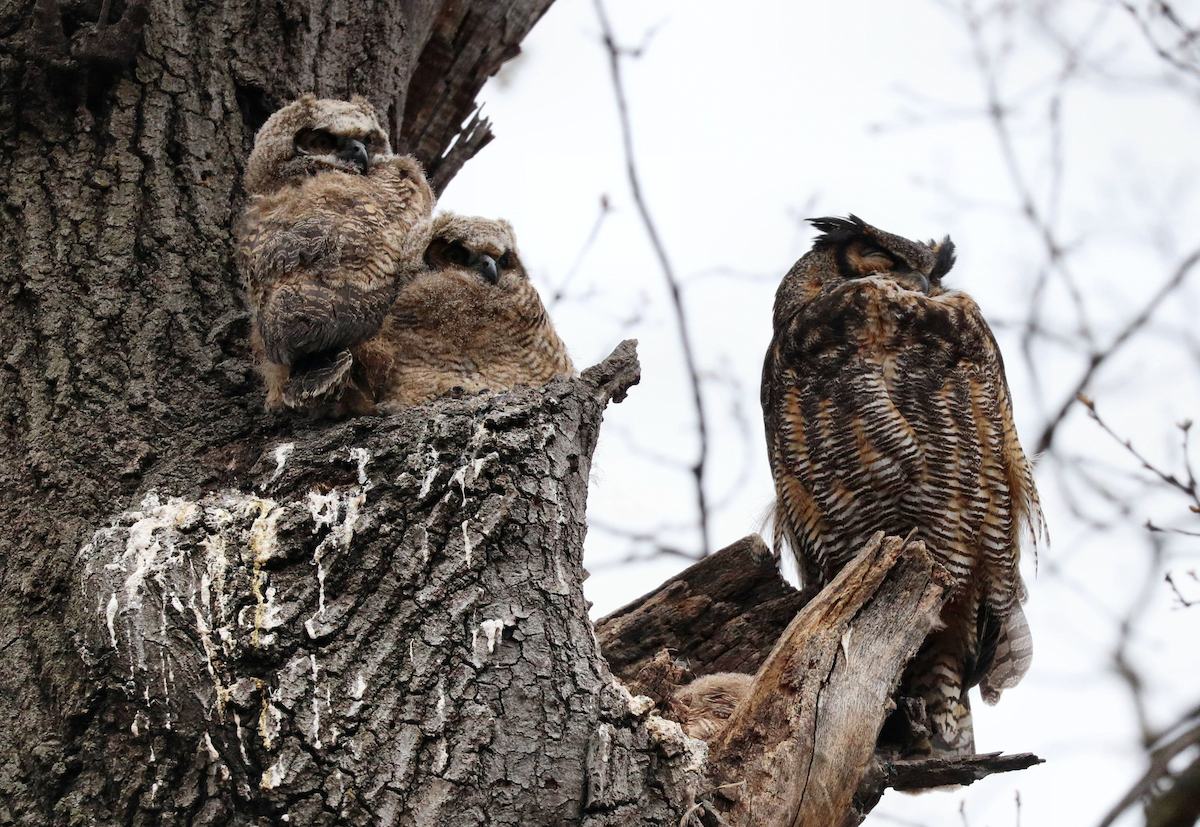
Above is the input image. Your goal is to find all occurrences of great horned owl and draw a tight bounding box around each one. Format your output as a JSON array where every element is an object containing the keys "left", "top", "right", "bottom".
[
  {"left": 357, "top": 212, "right": 575, "bottom": 409},
  {"left": 761, "top": 215, "right": 1045, "bottom": 755},
  {"left": 236, "top": 94, "right": 434, "bottom": 413},
  {"left": 672, "top": 672, "right": 754, "bottom": 741}
]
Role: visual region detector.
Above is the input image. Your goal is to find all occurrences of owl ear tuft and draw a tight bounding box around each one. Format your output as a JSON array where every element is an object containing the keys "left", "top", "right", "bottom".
[
  {"left": 809, "top": 215, "right": 869, "bottom": 249},
  {"left": 930, "top": 236, "right": 957, "bottom": 281}
]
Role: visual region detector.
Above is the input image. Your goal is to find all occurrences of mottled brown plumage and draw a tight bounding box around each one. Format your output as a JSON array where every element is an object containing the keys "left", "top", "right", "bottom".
[
  {"left": 672, "top": 672, "right": 754, "bottom": 741},
  {"left": 359, "top": 212, "right": 574, "bottom": 409},
  {"left": 761, "top": 215, "right": 1045, "bottom": 754},
  {"left": 236, "top": 95, "right": 434, "bottom": 413}
]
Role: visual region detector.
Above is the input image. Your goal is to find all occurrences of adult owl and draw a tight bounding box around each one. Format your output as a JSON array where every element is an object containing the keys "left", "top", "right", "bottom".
[
  {"left": 236, "top": 95, "right": 434, "bottom": 413},
  {"left": 761, "top": 215, "right": 1045, "bottom": 755},
  {"left": 359, "top": 212, "right": 575, "bottom": 409}
]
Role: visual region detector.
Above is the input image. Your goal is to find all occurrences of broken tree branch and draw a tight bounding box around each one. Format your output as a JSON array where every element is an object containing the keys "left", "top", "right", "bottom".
[
  {"left": 595, "top": 535, "right": 809, "bottom": 682},
  {"left": 703, "top": 533, "right": 951, "bottom": 826}
]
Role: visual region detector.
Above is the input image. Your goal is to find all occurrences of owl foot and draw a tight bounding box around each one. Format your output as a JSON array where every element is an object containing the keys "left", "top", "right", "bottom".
[{"left": 281, "top": 350, "right": 355, "bottom": 409}]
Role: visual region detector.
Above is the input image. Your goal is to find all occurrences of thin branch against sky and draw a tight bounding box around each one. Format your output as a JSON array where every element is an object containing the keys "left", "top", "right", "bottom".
[{"left": 593, "top": 0, "right": 713, "bottom": 556}]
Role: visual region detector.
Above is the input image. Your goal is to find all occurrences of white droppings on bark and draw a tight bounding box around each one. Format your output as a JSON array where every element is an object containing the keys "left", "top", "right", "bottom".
[
  {"left": 431, "top": 738, "right": 448, "bottom": 773},
  {"left": 112, "top": 496, "right": 200, "bottom": 612},
  {"left": 418, "top": 464, "right": 438, "bottom": 500},
  {"left": 260, "top": 756, "right": 287, "bottom": 789},
  {"left": 189, "top": 587, "right": 221, "bottom": 690},
  {"left": 351, "top": 673, "right": 367, "bottom": 700},
  {"left": 245, "top": 497, "right": 284, "bottom": 563},
  {"left": 307, "top": 490, "right": 340, "bottom": 532},
  {"left": 348, "top": 446, "right": 371, "bottom": 485},
  {"left": 306, "top": 487, "right": 365, "bottom": 621},
  {"left": 266, "top": 442, "right": 295, "bottom": 487},
  {"left": 234, "top": 710, "right": 250, "bottom": 764},
  {"left": 105, "top": 593, "right": 119, "bottom": 648},
  {"left": 202, "top": 732, "right": 220, "bottom": 762},
  {"left": 472, "top": 617, "right": 508, "bottom": 667},
  {"left": 312, "top": 695, "right": 323, "bottom": 749},
  {"left": 310, "top": 653, "right": 323, "bottom": 748},
  {"left": 471, "top": 451, "right": 497, "bottom": 480},
  {"left": 261, "top": 689, "right": 283, "bottom": 750}
]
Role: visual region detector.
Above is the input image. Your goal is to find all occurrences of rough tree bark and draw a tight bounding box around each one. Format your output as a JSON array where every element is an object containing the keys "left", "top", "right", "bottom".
[
  {"left": 0, "top": 2, "right": 1044, "bottom": 824},
  {"left": 0, "top": 1, "right": 554, "bottom": 822},
  {"left": 65, "top": 342, "right": 706, "bottom": 825},
  {"left": 597, "top": 534, "right": 1042, "bottom": 827}
]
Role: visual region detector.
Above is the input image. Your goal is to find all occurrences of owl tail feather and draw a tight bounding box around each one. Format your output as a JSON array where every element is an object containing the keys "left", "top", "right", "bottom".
[
  {"left": 282, "top": 349, "right": 354, "bottom": 408},
  {"left": 979, "top": 604, "right": 1033, "bottom": 705}
]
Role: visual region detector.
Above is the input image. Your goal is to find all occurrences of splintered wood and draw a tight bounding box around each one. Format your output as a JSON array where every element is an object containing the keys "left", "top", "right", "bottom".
[{"left": 596, "top": 533, "right": 1043, "bottom": 826}]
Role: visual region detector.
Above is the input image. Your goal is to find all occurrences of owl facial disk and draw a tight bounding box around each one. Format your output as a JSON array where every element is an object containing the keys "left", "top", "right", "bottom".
[
  {"left": 433, "top": 240, "right": 507, "bottom": 285},
  {"left": 842, "top": 239, "right": 931, "bottom": 294},
  {"left": 293, "top": 129, "right": 373, "bottom": 174}
]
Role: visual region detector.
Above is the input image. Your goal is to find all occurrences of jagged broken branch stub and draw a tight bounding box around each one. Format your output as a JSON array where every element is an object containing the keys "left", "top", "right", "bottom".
[{"left": 598, "top": 533, "right": 1043, "bottom": 826}]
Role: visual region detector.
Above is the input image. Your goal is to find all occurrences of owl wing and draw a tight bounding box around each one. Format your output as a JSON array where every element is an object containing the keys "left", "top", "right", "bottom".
[
  {"left": 238, "top": 159, "right": 434, "bottom": 405},
  {"left": 239, "top": 208, "right": 396, "bottom": 363},
  {"left": 888, "top": 291, "right": 1043, "bottom": 614},
  {"left": 765, "top": 284, "right": 1041, "bottom": 694},
  {"left": 763, "top": 285, "right": 927, "bottom": 585}
]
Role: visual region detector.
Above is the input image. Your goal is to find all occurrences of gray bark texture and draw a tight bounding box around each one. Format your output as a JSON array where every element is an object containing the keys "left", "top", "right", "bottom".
[
  {"left": 66, "top": 341, "right": 704, "bottom": 826},
  {"left": 0, "top": 0, "right": 570, "bottom": 823}
]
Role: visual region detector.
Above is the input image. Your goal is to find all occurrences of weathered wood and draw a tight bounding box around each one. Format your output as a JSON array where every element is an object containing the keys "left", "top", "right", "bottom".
[
  {"left": 704, "top": 533, "right": 953, "bottom": 827},
  {"left": 402, "top": 0, "right": 555, "bottom": 190},
  {"left": 596, "top": 535, "right": 809, "bottom": 682},
  {"left": 596, "top": 534, "right": 1045, "bottom": 823},
  {"left": 844, "top": 751, "right": 1044, "bottom": 825},
  {"left": 885, "top": 751, "right": 1044, "bottom": 791}
]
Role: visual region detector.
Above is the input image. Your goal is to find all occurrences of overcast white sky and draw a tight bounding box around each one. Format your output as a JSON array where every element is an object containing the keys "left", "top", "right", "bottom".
[{"left": 440, "top": 1, "right": 1200, "bottom": 824}]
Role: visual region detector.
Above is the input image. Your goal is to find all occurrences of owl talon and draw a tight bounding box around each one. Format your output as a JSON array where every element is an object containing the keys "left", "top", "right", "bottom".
[{"left": 281, "top": 350, "right": 354, "bottom": 408}]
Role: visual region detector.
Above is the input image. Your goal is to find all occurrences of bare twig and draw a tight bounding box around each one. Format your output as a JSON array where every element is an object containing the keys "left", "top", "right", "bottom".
[
  {"left": 550, "top": 194, "right": 612, "bottom": 308},
  {"left": 1121, "top": 1, "right": 1200, "bottom": 84},
  {"left": 1165, "top": 570, "right": 1199, "bottom": 607},
  {"left": 593, "top": 0, "right": 712, "bottom": 556},
  {"left": 1037, "top": 247, "right": 1200, "bottom": 455},
  {"left": 1081, "top": 399, "right": 1200, "bottom": 512},
  {"left": 1098, "top": 710, "right": 1200, "bottom": 827}
]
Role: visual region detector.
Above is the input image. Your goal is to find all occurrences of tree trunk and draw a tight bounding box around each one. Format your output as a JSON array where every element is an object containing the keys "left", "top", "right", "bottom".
[
  {"left": 0, "top": 3, "right": 1046, "bottom": 824},
  {"left": 63, "top": 341, "right": 704, "bottom": 826},
  {"left": 0, "top": 1, "right": 553, "bottom": 822}
]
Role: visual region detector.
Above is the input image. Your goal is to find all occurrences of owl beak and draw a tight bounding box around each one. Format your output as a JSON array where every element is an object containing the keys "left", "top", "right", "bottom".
[
  {"left": 476, "top": 254, "right": 500, "bottom": 285},
  {"left": 337, "top": 137, "right": 370, "bottom": 174},
  {"left": 916, "top": 272, "right": 931, "bottom": 294}
]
